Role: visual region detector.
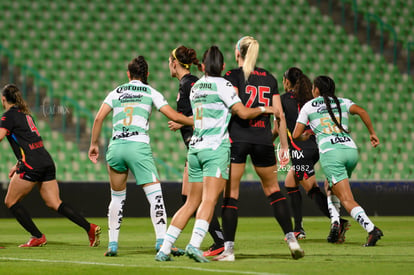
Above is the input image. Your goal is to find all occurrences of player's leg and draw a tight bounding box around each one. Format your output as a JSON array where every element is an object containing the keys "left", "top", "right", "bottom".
[
  {"left": 38, "top": 177, "right": 101, "bottom": 247},
  {"left": 105, "top": 165, "right": 128, "bottom": 256},
  {"left": 252, "top": 142, "right": 304, "bottom": 259},
  {"left": 5, "top": 174, "right": 45, "bottom": 247},
  {"left": 157, "top": 181, "right": 203, "bottom": 261},
  {"left": 284, "top": 169, "right": 304, "bottom": 238},
  {"left": 186, "top": 176, "right": 226, "bottom": 262},
  {"left": 218, "top": 162, "right": 244, "bottom": 260},
  {"left": 180, "top": 162, "right": 224, "bottom": 257},
  {"left": 156, "top": 151, "right": 203, "bottom": 261},
  {"left": 331, "top": 178, "right": 382, "bottom": 246}
]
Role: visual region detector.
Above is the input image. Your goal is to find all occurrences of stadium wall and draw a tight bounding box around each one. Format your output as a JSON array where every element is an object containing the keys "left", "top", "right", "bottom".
[{"left": 0, "top": 181, "right": 413, "bottom": 218}]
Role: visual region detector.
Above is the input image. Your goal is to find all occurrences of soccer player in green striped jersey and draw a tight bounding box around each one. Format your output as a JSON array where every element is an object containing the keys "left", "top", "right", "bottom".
[
  {"left": 156, "top": 46, "right": 276, "bottom": 262},
  {"left": 89, "top": 56, "right": 193, "bottom": 256},
  {"left": 293, "top": 75, "right": 383, "bottom": 247}
]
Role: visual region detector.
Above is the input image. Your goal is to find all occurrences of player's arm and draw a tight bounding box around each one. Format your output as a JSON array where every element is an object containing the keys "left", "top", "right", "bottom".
[
  {"left": 89, "top": 103, "right": 112, "bottom": 163},
  {"left": 273, "top": 95, "right": 289, "bottom": 166},
  {"left": 0, "top": 128, "right": 7, "bottom": 142},
  {"left": 160, "top": 105, "right": 193, "bottom": 126},
  {"left": 292, "top": 122, "right": 309, "bottom": 141},
  {"left": 231, "top": 102, "right": 273, "bottom": 120},
  {"left": 349, "top": 104, "right": 379, "bottom": 147}
]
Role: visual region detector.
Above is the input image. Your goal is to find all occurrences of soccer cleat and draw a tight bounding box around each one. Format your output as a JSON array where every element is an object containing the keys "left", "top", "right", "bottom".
[
  {"left": 293, "top": 229, "right": 306, "bottom": 240},
  {"left": 337, "top": 219, "right": 351, "bottom": 244},
  {"left": 364, "top": 227, "right": 383, "bottom": 247},
  {"left": 285, "top": 232, "right": 305, "bottom": 260},
  {"left": 203, "top": 243, "right": 225, "bottom": 257},
  {"left": 185, "top": 244, "right": 209, "bottom": 263},
  {"left": 155, "top": 239, "right": 185, "bottom": 257},
  {"left": 104, "top": 242, "right": 118, "bottom": 256},
  {"left": 155, "top": 251, "right": 172, "bottom": 261},
  {"left": 212, "top": 251, "right": 235, "bottom": 262},
  {"left": 88, "top": 224, "right": 101, "bottom": 247},
  {"left": 327, "top": 221, "right": 340, "bottom": 243},
  {"left": 19, "top": 234, "right": 47, "bottom": 247}
]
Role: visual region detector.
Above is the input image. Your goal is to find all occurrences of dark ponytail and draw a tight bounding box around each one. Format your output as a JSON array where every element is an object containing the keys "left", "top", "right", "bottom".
[
  {"left": 284, "top": 67, "right": 313, "bottom": 108},
  {"left": 202, "top": 46, "right": 224, "bottom": 77},
  {"left": 128, "top": 56, "right": 149, "bottom": 84},
  {"left": 313, "top": 76, "right": 349, "bottom": 134},
  {"left": 2, "top": 84, "right": 31, "bottom": 115}
]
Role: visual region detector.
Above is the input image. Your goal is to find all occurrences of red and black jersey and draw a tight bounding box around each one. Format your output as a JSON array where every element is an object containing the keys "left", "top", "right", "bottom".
[
  {"left": 0, "top": 106, "right": 54, "bottom": 169},
  {"left": 224, "top": 67, "right": 278, "bottom": 145},
  {"left": 176, "top": 73, "right": 197, "bottom": 147},
  {"left": 281, "top": 91, "right": 316, "bottom": 150}
]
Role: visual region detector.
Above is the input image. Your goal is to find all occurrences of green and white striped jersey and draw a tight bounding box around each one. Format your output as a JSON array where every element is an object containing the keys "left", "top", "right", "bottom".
[
  {"left": 297, "top": 96, "right": 357, "bottom": 153},
  {"left": 104, "top": 80, "right": 168, "bottom": 145},
  {"left": 189, "top": 76, "right": 241, "bottom": 151}
]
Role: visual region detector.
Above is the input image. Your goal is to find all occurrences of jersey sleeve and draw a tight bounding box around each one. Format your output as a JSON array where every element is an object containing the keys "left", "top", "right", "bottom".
[
  {"left": 219, "top": 80, "right": 241, "bottom": 108},
  {"left": 103, "top": 91, "right": 116, "bottom": 108},
  {"left": 0, "top": 111, "right": 14, "bottom": 131},
  {"left": 151, "top": 89, "right": 169, "bottom": 110},
  {"left": 223, "top": 69, "right": 239, "bottom": 88},
  {"left": 296, "top": 102, "right": 310, "bottom": 125},
  {"left": 343, "top": 98, "right": 356, "bottom": 112}
]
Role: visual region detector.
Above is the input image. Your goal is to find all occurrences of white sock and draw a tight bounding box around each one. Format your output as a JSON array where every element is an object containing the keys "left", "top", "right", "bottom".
[
  {"left": 108, "top": 189, "right": 126, "bottom": 243},
  {"left": 159, "top": 225, "right": 181, "bottom": 255},
  {"left": 350, "top": 206, "right": 375, "bottom": 233},
  {"left": 224, "top": 241, "right": 234, "bottom": 254},
  {"left": 189, "top": 219, "right": 209, "bottom": 248},
  {"left": 143, "top": 183, "right": 167, "bottom": 240},
  {"left": 328, "top": 195, "right": 340, "bottom": 224}
]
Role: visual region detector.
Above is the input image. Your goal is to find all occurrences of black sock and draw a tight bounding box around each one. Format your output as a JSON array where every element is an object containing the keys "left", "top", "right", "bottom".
[
  {"left": 286, "top": 187, "right": 303, "bottom": 230},
  {"left": 57, "top": 202, "right": 90, "bottom": 232},
  {"left": 268, "top": 191, "right": 293, "bottom": 234},
  {"left": 181, "top": 194, "right": 187, "bottom": 204},
  {"left": 208, "top": 213, "right": 224, "bottom": 245},
  {"left": 9, "top": 202, "right": 43, "bottom": 238},
  {"left": 307, "top": 187, "right": 330, "bottom": 218},
  {"left": 221, "top": 197, "right": 238, "bottom": 242}
]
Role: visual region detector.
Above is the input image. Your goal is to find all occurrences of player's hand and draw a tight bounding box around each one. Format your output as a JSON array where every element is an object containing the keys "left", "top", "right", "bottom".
[
  {"left": 370, "top": 134, "right": 379, "bottom": 148},
  {"left": 263, "top": 106, "right": 274, "bottom": 114},
  {"left": 278, "top": 147, "right": 290, "bottom": 167},
  {"left": 8, "top": 165, "right": 17, "bottom": 179},
  {"left": 168, "top": 121, "right": 183, "bottom": 131},
  {"left": 88, "top": 145, "right": 99, "bottom": 164}
]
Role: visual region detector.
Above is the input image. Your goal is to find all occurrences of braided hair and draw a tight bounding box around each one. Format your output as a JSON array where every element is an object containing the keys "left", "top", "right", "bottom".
[
  {"left": 128, "top": 56, "right": 148, "bottom": 84},
  {"left": 2, "top": 84, "right": 31, "bottom": 115},
  {"left": 313, "top": 76, "right": 349, "bottom": 134}
]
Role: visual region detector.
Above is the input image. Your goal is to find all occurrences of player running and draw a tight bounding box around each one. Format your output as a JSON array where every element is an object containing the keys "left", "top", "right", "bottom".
[
  {"left": 0, "top": 84, "right": 101, "bottom": 248},
  {"left": 280, "top": 67, "right": 349, "bottom": 243},
  {"left": 292, "top": 75, "right": 383, "bottom": 246},
  {"left": 167, "top": 45, "right": 224, "bottom": 256},
  {"left": 214, "top": 36, "right": 304, "bottom": 261},
  {"left": 89, "top": 56, "right": 193, "bottom": 256}
]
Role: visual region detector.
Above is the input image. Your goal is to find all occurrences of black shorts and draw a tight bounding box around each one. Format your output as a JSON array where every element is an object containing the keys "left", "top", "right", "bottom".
[
  {"left": 16, "top": 162, "right": 56, "bottom": 182},
  {"left": 289, "top": 146, "right": 319, "bottom": 181},
  {"left": 231, "top": 142, "right": 276, "bottom": 167}
]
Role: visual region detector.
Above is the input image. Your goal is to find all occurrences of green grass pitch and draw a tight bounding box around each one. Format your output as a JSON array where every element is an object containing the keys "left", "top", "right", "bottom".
[{"left": 1, "top": 216, "right": 413, "bottom": 275}]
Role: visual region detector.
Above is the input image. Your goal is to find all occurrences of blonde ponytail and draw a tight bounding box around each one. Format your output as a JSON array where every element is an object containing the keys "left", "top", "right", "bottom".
[{"left": 238, "top": 36, "right": 259, "bottom": 82}]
